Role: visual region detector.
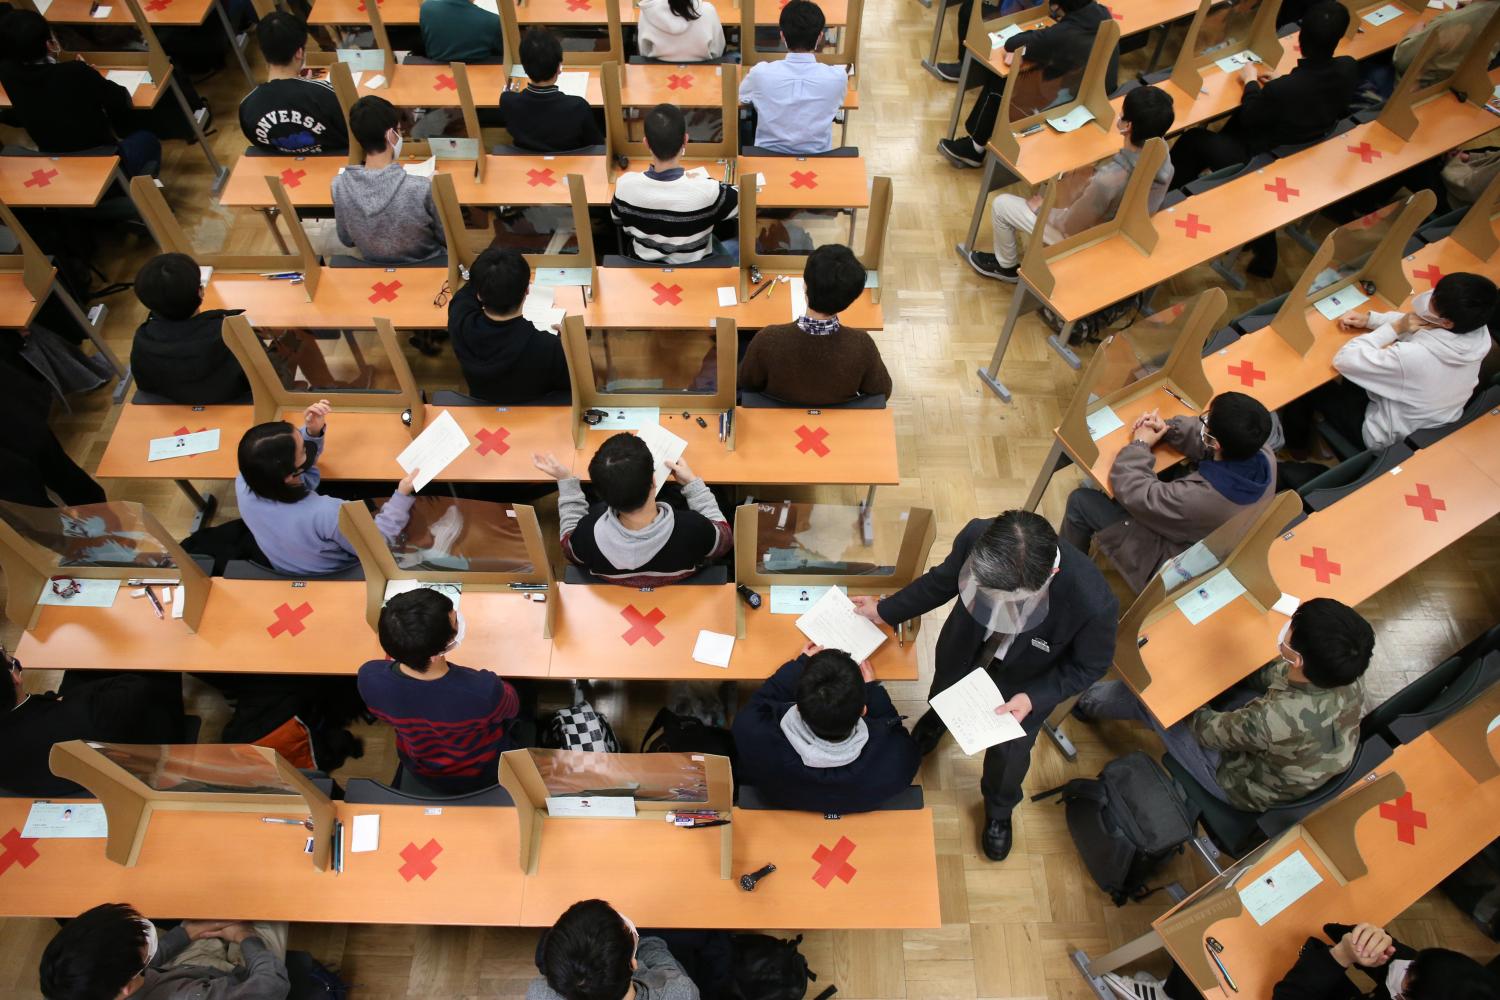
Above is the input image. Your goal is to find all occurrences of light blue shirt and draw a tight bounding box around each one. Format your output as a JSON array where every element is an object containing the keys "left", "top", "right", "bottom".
[{"left": 738, "top": 53, "right": 848, "bottom": 155}]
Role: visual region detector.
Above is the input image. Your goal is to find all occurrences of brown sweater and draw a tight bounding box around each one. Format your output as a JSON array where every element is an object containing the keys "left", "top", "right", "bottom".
[{"left": 738, "top": 322, "right": 893, "bottom": 406}]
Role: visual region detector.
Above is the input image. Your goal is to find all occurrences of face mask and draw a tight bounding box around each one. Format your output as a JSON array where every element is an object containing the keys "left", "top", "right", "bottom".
[
  {"left": 140, "top": 920, "right": 159, "bottom": 967},
  {"left": 619, "top": 911, "right": 641, "bottom": 957},
  {"left": 1385, "top": 958, "right": 1412, "bottom": 999},
  {"left": 390, "top": 131, "right": 403, "bottom": 160},
  {"left": 1276, "top": 619, "right": 1301, "bottom": 668},
  {"left": 958, "top": 546, "right": 1060, "bottom": 635},
  {"left": 444, "top": 610, "right": 466, "bottom": 654},
  {"left": 1411, "top": 291, "right": 1444, "bottom": 328}
]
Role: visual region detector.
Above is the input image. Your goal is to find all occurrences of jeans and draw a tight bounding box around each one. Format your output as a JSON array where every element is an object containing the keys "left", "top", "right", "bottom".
[{"left": 1061, "top": 485, "right": 1129, "bottom": 554}]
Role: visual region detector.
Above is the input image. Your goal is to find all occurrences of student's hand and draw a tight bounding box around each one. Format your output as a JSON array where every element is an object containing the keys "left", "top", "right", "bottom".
[
  {"left": 397, "top": 468, "right": 419, "bottom": 495},
  {"left": 858, "top": 658, "right": 876, "bottom": 683},
  {"left": 1026, "top": 192, "right": 1045, "bottom": 212},
  {"left": 1337, "top": 311, "right": 1371, "bottom": 332},
  {"left": 205, "top": 922, "right": 258, "bottom": 944},
  {"left": 1394, "top": 311, "right": 1430, "bottom": 335},
  {"left": 303, "top": 399, "right": 332, "bottom": 436},
  {"left": 851, "top": 594, "right": 885, "bottom": 623},
  {"left": 665, "top": 457, "right": 698, "bottom": 484},
  {"left": 1241, "top": 63, "right": 1271, "bottom": 87},
  {"left": 996, "top": 692, "right": 1032, "bottom": 723},
  {"left": 1332, "top": 924, "right": 1394, "bottom": 968},
  {"left": 531, "top": 452, "right": 570, "bottom": 480},
  {"left": 1133, "top": 413, "right": 1169, "bottom": 447},
  {"left": 800, "top": 641, "right": 825, "bottom": 658},
  {"left": 181, "top": 920, "right": 235, "bottom": 941},
  {"left": 1002, "top": 47, "right": 1019, "bottom": 67}
]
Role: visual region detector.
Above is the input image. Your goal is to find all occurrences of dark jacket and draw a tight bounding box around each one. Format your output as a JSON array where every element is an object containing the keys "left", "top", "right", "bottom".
[
  {"left": 876, "top": 521, "right": 1118, "bottom": 720},
  {"left": 731, "top": 655, "right": 920, "bottom": 814},
  {"left": 1230, "top": 55, "right": 1359, "bottom": 155},
  {"left": 419, "top": 0, "right": 504, "bottom": 62},
  {"left": 448, "top": 285, "right": 571, "bottom": 404},
  {"left": 0, "top": 58, "right": 134, "bottom": 152},
  {"left": 738, "top": 322, "right": 893, "bottom": 406},
  {"left": 130, "top": 309, "right": 251, "bottom": 405},
  {"left": 1272, "top": 923, "right": 1418, "bottom": 1000},
  {"left": 1003, "top": 3, "right": 1119, "bottom": 93},
  {"left": 496, "top": 84, "right": 603, "bottom": 153}
]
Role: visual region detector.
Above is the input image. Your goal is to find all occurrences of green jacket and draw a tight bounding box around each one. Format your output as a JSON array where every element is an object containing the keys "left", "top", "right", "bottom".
[
  {"left": 419, "top": 0, "right": 503, "bottom": 62},
  {"left": 1188, "top": 660, "right": 1364, "bottom": 811}
]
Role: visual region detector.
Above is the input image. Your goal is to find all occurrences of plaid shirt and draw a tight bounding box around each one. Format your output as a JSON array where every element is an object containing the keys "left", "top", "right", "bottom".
[{"left": 797, "top": 315, "right": 841, "bottom": 336}]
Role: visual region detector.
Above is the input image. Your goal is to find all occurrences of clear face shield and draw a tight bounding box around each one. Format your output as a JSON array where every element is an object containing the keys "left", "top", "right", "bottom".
[{"left": 958, "top": 546, "right": 1061, "bottom": 635}]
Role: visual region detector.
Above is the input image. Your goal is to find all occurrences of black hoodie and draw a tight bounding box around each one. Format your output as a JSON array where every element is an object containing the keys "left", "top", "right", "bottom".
[
  {"left": 448, "top": 285, "right": 571, "bottom": 404},
  {"left": 129, "top": 308, "right": 250, "bottom": 405},
  {"left": 1003, "top": 2, "right": 1119, "bottom": 93}
]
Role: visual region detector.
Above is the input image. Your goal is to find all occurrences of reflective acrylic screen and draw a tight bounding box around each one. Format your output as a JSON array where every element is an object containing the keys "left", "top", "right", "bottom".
[
  {"left": 0, "top": 501, "right": 177, "bottom": 569},
  {"left": 753, "top": 502, "right": 907, "bottom": 576},
  {"left": 530, "top": 749, "right": 709, "bottom": 802},
  {"left": 373, "top": 497, "right": 535, "bottom": 573}
]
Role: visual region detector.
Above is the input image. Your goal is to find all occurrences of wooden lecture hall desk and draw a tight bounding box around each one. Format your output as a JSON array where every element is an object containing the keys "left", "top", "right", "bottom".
[
  {"left": 0, "top": 155, "right": 123, "bottom": 209},
  {"left": 39, "top": 0, "right": 254, "bottom": 83},
  {"left": 1131, "top": 406, "right": 1500, "bottom": 727},
  {"left": 0, "top": 798, "right": 941, "bottom": 929},
  {"left": 308, "top": 0, "right": 851, "bottom": 30},
  {"left": 0, "top": 67, "right": 163, "bottom": 113},
  {"left": 581, "top": 267, "right": 883, "bottom": 329}
]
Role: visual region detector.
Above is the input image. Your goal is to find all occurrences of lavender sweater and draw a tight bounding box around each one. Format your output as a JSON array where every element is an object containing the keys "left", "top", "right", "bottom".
[{"left": 235, "top": 426, "right": 414, "bottom": 576}]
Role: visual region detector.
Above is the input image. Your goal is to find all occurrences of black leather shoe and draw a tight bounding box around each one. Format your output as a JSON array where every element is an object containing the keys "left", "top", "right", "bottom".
[
  {"left": 911, "top": 708, "right": 948, "bottom": 756},
  {"left": 982, "top": 818, "right": 1013, "bottom": 862}
]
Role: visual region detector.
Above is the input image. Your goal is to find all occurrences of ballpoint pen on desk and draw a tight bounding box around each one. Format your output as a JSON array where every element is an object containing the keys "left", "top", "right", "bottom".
[
  {"left": 261, "top": 816, "right": 314, "bottom": 830},
  {"left": 1160, "top": 385, "right": 1190, "bottom": 406},
  {"left": 718, "top": 410, "right": 726, "bottom": 443},
  {"left": 142, "top": 585, "right": 165, "bottom": 620},
  {"left": 1205, "top": 938, "right": 1238, "bottom": 993},
  {"left": 747, "top": 278, "right": 775, "bottom": 300}
]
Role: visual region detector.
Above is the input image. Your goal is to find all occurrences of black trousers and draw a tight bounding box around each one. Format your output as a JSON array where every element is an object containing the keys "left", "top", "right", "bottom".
[
  {"left": 953, "top": 0, "right": 1006, "bottom": 144},
  {"left": 1279, "top": 377, "right": 1370, "bottom": 452},
  {"left": 1169, "top": 126, "right": 1279, "bottom": 269},
  {"left": 0, "top": 432, "right": 106, "bottom": 508},
  {"left": 930, "top": 648, "right": 1048, "bottom": 822}
]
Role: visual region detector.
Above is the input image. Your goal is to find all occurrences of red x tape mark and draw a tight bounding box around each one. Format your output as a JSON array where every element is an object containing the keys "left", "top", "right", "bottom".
[
  {"left": 1226, "top": 360, "right": 1265, "bottom": 387},
  {"left": 369, "top": 280, "right": 402, "bottom": 303},
  {"left": 23, "top": 168, "right": 59, "bottom": 188},
  {"left": 1264, "top": 177, "right": 1299, "bottom": 202},
  {"left": 1412, "top": 264, "right": 1443, "bottom": 288},
  {"left": 475, "top": 427, "right": 510, "bottom": 456},
  {"left": 1405, "top": 483, "right": 1447, "bottom": 522},
  {"left": 667, "top": 73, "right": 693, "bottom": 90},
  {"left": 789, "top": 170, "right": 819, "bottom": 189},
  {"left": 145, "top": 0, "right": 171, "bottom": 10},
  {"left": 620, "top": 605, "right": 666, "bottom": 646},
  {"left": 172, "top": 426, "right": 208, "bottom": 436},
  {"left": 811, "top": 836, "right": 857, "bottom": 887},
  {"left": 280, "top": 168, "right": 307, "bottom": 188},
  {"left": 1175, "top": 213, "right": 1211, "bottom": 239},
  {"left": 795, "top": 425, "right": 830, "bottom": 457},
  {"left": 0, "top": 829, "right": 39, "bottom": 875},
  {"left": 1347, "top": 142, "right": 1382, "bottom": 164},
  {"left": 1379, "top": 792, "right": 1427, "bottom": 845},
  {"left": 399, "top": 839, "right": 442, "bottom": 881},
  {"left": 1300, "top": 547, "right": 1341, "bottom": 584},
  {"left": 651, "top": 282, "right": 683, "bottom": 306},
  {"left": 433, "top": 73, "right": 456, "bottom": 91},
  {"left": 267, "top": 602, "right": 313, "bottom": 638},
  {"left": 565, "top": 0, "right": 591, "bottom": 9},
  {"left": 527, "top": 168, "right": 556, "bottom": 187}
]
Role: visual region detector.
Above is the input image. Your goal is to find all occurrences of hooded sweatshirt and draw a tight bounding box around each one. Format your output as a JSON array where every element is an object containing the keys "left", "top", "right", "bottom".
[
  {"left": 133, "top": 925, "right": 289, "bottom": 1000},
  {"left": 1334, "top": 306, "right": 1492, "bottom": 448},
  {"left": 332, "top": 163, "right": 446, "bottom": 264},
  {"left": 447, "top": 284, "right": 571, "bottom": 403},
  {"left": 556, "top": 475, "right": 731, "bottom": 585},
  {"left": 637, "top": 0, "right": 726, "bottom": 62},
  {"left": 130, "top": 308, "right": 251, "bottom": 405}
]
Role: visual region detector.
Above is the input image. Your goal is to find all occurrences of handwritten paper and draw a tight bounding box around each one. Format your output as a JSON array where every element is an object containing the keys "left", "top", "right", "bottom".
[
  {"left": 383, "top": 580, "right": 462, "bottom": 608},
  {"left": 929, "top": 668, "right": 1026, "bottom": 756},
  {"left": 1086, "top": 405, "right": 1124, "bottom": 441},
  {"left": 1213, "top": 50, "right": 1260, "bottom": 74},
  {"left": 557, "top": 72, "right": 590, "bottom": 98},
  {"left": 770, "top": 584, "right": 845, "bottom": 615},
  {"left": 429, "top": 137, "right": 479, "bottom": 159},
  {"left": 522, "top": 286, "right": 567, "bottom": 333},
  {"left": 546, "top": 795, "right": 637, "bottom": 818},
  {"left": 337, "top": 48, "right": 386, "bottom": 71},
  {"left": 795, "top": 587, "right": 887, "bottom": 662},
  {"left": 692, "top": 630, "right": 735, "bottom": 668},
  {"left": 1046, "top": 105, "right": 1097, "bottom": 133},
  {"left": 1313, "top": 284, "right": 1370, "bottom": 321},
  {"left": 105, "top": 70, "right": 150, "bottom": 96},
  {"left": 1239, "top": 850, "right": 1323, "bottom": 925},
  {"left": 401, "top": 156, "right": 437, "bottom": 178},
  {"left": 988, "top": 23, "right": 1022, "bottom": 49},
  {"left": 716, "top": 286, "right": 738, "bottom": 307},
  {"left": 396, "top": 410, "right": 471, "bottom": 492},
  {"left": 350, "top": 814, "right": 380, "bottom": 853},
  {"left": 147, "top": 428, "right": 221, "bottom": 462},
  {"left": 635, "top": 421, "right": 687, "bottom": 496},
  {"left": 1174, "top": 568, "right": 1246, "bottom": 625},
  {"left": 593, "top": 407, "right": 660, "bottom": 430},
  {"left": 1362, "top": 3, "right": 1404, "bottom": 24},
  {"left": 38, "top": 579, "right": 120, "bottom": 608},
  {"left": 788, "top": 276, "right": 808, "bottom": 319},
  {"left": 23, "top": 803, "right": 107, "bottom": 838}
]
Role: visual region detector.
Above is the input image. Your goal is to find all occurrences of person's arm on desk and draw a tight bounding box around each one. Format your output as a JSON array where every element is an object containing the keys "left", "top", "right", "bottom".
[
  {"left": 205, "top": 922, "right": 293, "bottom": 1000},
  {"left": 1333, "top": 311, "right": 1411, "bottom": 396},
  {"left": 1106, "top": 412, "right": 1204, "bottom": 535},
  {"left": 670, "top": 457, "right": 733, "bottom": 559},
  {"left": 853, "top": 519, "right": 984, "bottom": 626},
  {"left": 534, "top": 453, "right": 587, "bottom": 557}
]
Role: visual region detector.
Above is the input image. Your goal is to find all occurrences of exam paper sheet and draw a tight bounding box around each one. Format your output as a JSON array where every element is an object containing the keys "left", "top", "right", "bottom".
[
  {"left": 794, "top": 587, "right": 886, "bottom": 661},
  {"left": 929, "top": 668, "right": 1025, "bottom": 756},
  {"left": 396, "top": 410, "right": 471, "bottom": 491}
]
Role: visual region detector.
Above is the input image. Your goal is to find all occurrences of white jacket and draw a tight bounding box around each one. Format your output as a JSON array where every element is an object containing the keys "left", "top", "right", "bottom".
[
  {"left": 1333, "top": 310, "right": 1492, "bottom": 448},
  {"left": 637, "top": 0, "right": 726, "bottom": 62}
]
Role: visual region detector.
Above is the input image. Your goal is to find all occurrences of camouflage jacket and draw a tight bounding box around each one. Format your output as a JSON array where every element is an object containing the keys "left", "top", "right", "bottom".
[{"left": 1187, "top": 660, "right": 1364, "bottom": 811}]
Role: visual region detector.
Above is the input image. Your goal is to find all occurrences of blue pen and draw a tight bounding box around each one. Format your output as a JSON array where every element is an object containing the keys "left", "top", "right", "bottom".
[{"left": 261, "top": 271, "right": 302, "bottom": 280}]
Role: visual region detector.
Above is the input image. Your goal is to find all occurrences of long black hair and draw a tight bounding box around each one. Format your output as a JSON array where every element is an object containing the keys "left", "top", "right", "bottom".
[
  {"left": 667, "top": 0, "right": 702, "bottom": 21},
  {"left": 237, "top": 421, "right": 311, "bottom": 503}
]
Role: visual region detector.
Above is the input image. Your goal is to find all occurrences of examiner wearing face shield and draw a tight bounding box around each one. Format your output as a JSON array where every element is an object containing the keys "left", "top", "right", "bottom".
[{"left": 852, "top": 510, "right": 1119, "bottom": 863}]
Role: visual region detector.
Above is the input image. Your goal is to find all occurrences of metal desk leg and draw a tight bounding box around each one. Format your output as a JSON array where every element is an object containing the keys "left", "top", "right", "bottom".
[
  {"left": 978, "top": 281, "right": 1033, "bottom": 402},
  {"left": 175, "top": 479, "right": 219, "bottom": 532},
  {"left": 170, "top": 79, "right": 229, "bottom": 191},
  {"left": 1145, "top": 24, "right": 1170, "bottom": 72},
  {"left": 859, "top": 484, "right": 877, "bottom": 545},
  {"left": 956, "top": 151, "right": 1016, "bottom": 257},
  {"left": 1042, "top": 693, "right": 1079, "bottom": 760},
  {"left": 54, "top": 283, "right": 125, "bottom": 379},
  {"left": 1023, "top": 437, "right": 1071, "bottom": 512},
  {"left": 945, "top": 52, "right": 974, "bottom": 140},
  {"left": 259, "top": 207, "right": 291, "bottom": 253},
  {"left": 920, "top": 0, "right": 955, "bottom": 77},
  {"left": 214, "top": 0, "right": 256, "bottom": 85},
  {"left": 1071, "top": 927, "right": 1167, "bottom": 1000},
  {"left": 847, "top": 206, "right": 858, "bottom": 246},
  {"left": 1045, "top": 323, "right": 1083, "bottom": 369}
]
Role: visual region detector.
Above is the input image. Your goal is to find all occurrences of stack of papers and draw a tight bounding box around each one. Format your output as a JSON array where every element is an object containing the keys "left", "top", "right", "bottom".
[
  {"left": 351, "top": 814, "right": 380, "bottom": 853},
  {"left": 105, "top": 70, "right": 150, "bottom": 96},
  {"left": 692, "top": 630, "right": 735, "bottom": 668},
  {"left": 636, "top": 422, "right": 688, "bottom": 496},
  {"left": 401, "top": 156, "right": 438, "bottom": 178},
  {"left": 396, "top": 410, "right": 471, "bottom": 491},
  {"left": 929, "top": 668, "right": 1026, "bottom": 756},
  {"left": 795, "top": 587, "right": 887, "bottom": 661},
  {"left": 557, "top": 72, "right": 590, "bottom": 99},
  {"left": 522, "top": 286, "right": 567, "bottom": 333}
]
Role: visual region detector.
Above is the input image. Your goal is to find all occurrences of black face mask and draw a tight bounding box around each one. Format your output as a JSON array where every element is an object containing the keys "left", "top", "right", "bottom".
[{"left": 294, "top": 453, "right": 316, "bottom": 477}]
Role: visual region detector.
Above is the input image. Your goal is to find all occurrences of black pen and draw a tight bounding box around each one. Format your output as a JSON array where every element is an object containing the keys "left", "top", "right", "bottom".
[
  {"left": 142, "top": 585, "right": 165, "bottom": 619},
  {"left": 747, "top": 278, "right": 775, "bottom": 300}
]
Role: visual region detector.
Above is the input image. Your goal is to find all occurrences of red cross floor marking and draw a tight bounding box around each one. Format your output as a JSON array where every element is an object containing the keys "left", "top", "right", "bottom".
[
  {"left": 1405, "top": 483, "right": 1447, "bottom": 522},
  {"left": 811, "top": 836, "right": 857, "bottom": 887},
  {"left": 620, "top": 604, "right": 666, "bottom": 646},
  {"left": 369, "top": 280, "right": 402, "bottom": 304},
  {"left": 1379, "top": 792, "right": 1428, "bottom": 845},
  {"left": 0, "top": 829, "right": 39, "bottom": 876},
  {"left": 651, "top": 282, "right": 684, "bottom": 306},
  {"left": 1174, "top": 213, "right": 1211, "bottom": 239},
  {"left": 1226, "top": 360, "right": 1265, "bottom": 387},
  {"left": 789, "top": 170, "right": 819, "bottom": 189},
  {"left": 267, "top": 602, "right": 313, "bottom": 638},
  {"left": 398, "top": 839, "right": 442, "bottom": 881},
  {"left": 1264, "top": 177, "right": 1300, "bottom": 202},
  {"left": 667, "top": 73, "right": 694, "bottom": 90},
  {"left": 23, "top": 168, "right": 59, "bottom": 188},
  {"left": 526, "top": 168, "right": 556, "bottom": 187},
  {"left": 795, "top": 425, "right": 830, "bottom": 457},
  {"left": 1300, "top": 546, "right": 1342, "bottom": 584},
  {"left": 1348, "top": 142, "right": 1383, "bottom": 164},
  {"left": 475, "top": 427, "right": 510, "bottom": 456},
  {"left": 1412, "top": 264, "right": 1444, "bottom": 288},
  {"left": 565, "top": 0, "right": 591, "bottom": 9},
  {"left": 279, "top": 168, "right": 307, "bottom": 188},
  {"left": 433, "top": 73, "right": 457, "bottom": 91}
]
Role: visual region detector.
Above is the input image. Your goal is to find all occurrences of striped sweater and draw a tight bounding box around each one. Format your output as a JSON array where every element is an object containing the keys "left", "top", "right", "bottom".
[
  {"left": 356, "top": 659, "right": 520, "bottom": 783},
  {"left": 610, "top": 166, "right": 739, "bottom": 264}
]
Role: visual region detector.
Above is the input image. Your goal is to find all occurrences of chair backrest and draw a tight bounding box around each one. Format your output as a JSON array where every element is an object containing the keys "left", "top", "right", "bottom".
[
  {"left": 1202, "top": 325, "right": 1240, "bottom": 356},
  {"left": 132, "top": 389, "right": 254, "bottom": 405},
  {"left": 343, "top": 777, "right": 515, "bottom": 806},
  {"left": 1361, "top": 653, "right": 1468, "bottom": 745},
  {"left": 600, "top": 253, "right": 739, "bottom": 269},
  {"left": 561, "top": 563, "right": 730, "bottom": 585},
  {"left": 738, "top": 391, "right": 887, "bottom": 410},
  {"left": 328, "top": 254, "right": 449, "bottom": 269},
  {"left": 1390, "top": 651, "right": 1500, "bottom": 744},
  {"left": 737, "top": 784, "right": 924, "bottom": 811},
  {"left": 1417, "top": 205, "right": 1469, "bottom": 245},
  {"left": 1300, "top": 442, "right": 1414, "bottom": 510},
  {"left": 1256, "top": 736, "right": 1394, "bottom": 840},
  {"left": 1405, "top": 385, "right": 1500, "bottom": 450},
  {"left": 1230, "top": 292, "right": 1289, "bottom": 335},
  {"left": 224, "top": 559, "right": 365, "bottom": 582},
  {"left": 430, "top": 389, "right": 572, "bottom": 407},
  {"left": 741, "top": 146, "right": 861, "bottom": 158},
  {"left": 490, "top": 144, "right": 607, "bottom": 156}
]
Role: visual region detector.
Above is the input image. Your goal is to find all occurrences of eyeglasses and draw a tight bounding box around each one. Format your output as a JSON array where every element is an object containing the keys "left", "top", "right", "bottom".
[
  {"left": 1198, "top": 412, "right": 1219, "bottom": 450},
  {"left": 433, "top": 280, "right": 452, "bottom": 308}
]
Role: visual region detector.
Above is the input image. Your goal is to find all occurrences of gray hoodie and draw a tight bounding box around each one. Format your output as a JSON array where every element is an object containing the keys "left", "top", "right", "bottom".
[
  {"left": 134, "top": 926, "right": 290, "bottom": 1000},
  {"left": 332, "top": 163, "right": 446, "bottom": 264}
]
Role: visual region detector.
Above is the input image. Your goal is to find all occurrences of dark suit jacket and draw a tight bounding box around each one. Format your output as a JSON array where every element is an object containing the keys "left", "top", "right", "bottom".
[
  {"left": 1230, "top": 55, "right": 1359, "bottom": 155},
  {"left": 875, "top": 519, "right": 1119, "bottom": 722},
  {"left": 1271, "top": 923, "right": 1418, "bottom": 1000}
]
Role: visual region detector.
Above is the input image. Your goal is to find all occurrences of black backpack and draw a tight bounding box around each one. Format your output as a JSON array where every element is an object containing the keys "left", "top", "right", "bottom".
[
  {"left": 641, "top": 706, "right": 738, "bottom": 769},
  {"left": 724, "top": 933, "right": 835, "bottom": 1000},
  {"left": 1440, "top": 835, "right": 1500, "bottom": 939},
  {"left": 1035, "top": 751, "right": 1199, "bottom": 906}
]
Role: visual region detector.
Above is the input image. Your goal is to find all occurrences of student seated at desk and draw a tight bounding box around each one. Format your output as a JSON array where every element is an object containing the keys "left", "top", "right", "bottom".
[
  {"left": 358, "top": 588, "right": 522, "bottom": 792},
  {"left": 966, "top": 85, "right": 1174, "bottom": 281},
  {"left": 937, "top": 0, "right": 1120, "bottom": 169},
  {"left": 738, "top": 244, "right": 893, "bottom": 405},
  {"left": 529, "top": 899, "right": 700, "bottom": 1000},
  {"left": 238, "top": 13, "right": 350, "bottom": 155},
  {"left": 533, "top": 436, "right": 732, "bottom": 585},
  {"left": 737, "top": 0, "right": 847, "bottom": 155},
  {"left": 496, "top": 30, "right": 604, "bottom": 153},
  {"left": 449, "top": 248, "right": 571, "bottom": 404},
  {"left": 129, "top": 253, "right": 250, "bottom": 406},
  {"left": 611, "top": 104, "right": 740, "bottom": 264},
  {"left": 332, "top": 97, "right": 447, "bottom": 265},
  {"left": 235, "top": 400, "right": 417, "bottom": 577},
  {"left": 1078, "top": 597, "right": 1374, "bottom": 810},
  {"left": 420, "top": 0, "right": 503, "bottom": 64},
  {"left": 1394, "top": 0, "right": 1500, "bottom": 90},
  {"left": 0, "top": 10, "right": 162, "bottom": 178},
  {"left": 732, "top": 643, "right": 919, "bottom": 813},
  {"left": 1061, "top": 391, "right": 1276, "bottom": 591},
  {"left": 637, "top": 0, "right": 726, "bottom": 63},
  {"left": 1282, "top": 272, "right": 1498, "bottom": 452},
  {"left": 41, "top": 902, "right": 291, "bottom": 1000},
  {"left": 1274, "top": 921, "right": 1500, "bottom": 1000},
  {"left": 0, "top": 352, "right": 107, "bottom": 508}
]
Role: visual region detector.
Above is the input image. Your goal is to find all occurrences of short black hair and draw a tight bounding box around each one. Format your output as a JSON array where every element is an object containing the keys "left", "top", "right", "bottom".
[
  {"left": 779, "top": 0, "right": 825, "bottom": 50},
  {"left": 1407, "top": 948, "right": 1500, "bottom": 1000},
  {"left": 1298, "top": 2, "right": 1349, "bottom": 60},
  {"left": 257, "top": 12, "right": 309, "bottom": 67},
  {"left": 39, "top": 903, "right": 149, "bottom": 1000},
  {"left": 1432, "top": 271, "right": 1499, "bottom": 333},
  {"left": 1054, "top": 0, "right": 1091, "bottom": 12},
  {"left": 643, "top": 104, "right": 687, "bottom": 160},
  {"left": 349, "top": 95, "right": 400, "bottom": 156},
  {"left": 520, "top": 28, "right": 563, "bottom": 82},
  {"left": 1121, "top": 85, "right": 1174, "bottom": 144},
  {"left": 472, "top": 248, "right": 531, "bottom": 316},
  {"left": 588, "top": 433, "right": 655, "bottom": 512},
  {"left": 804, "top": 244, "right": 866, "bottom": 316},
  {"left": 1289, "top": 598, "right": 1374, "bottom": 688},
  {"left": 539, "top": 899, "right": 635, "bottom": 1000},
  {"left": 378, "top": 588, "right": 456, "bottom": 671},
  {"left": 970, "top": 510, "right": 1058, "bottom": 591},
  {"left": 134, "top": 253, "right": 203, "bottom": 322},
  {"left": 237, "top": 421, "right": 309, "bottom": 504},
  {"left": 1205, "top": 391, "right": 1271, "bottom": 461},
  {"left": 6, "top": 10, "right": 52, "bottom": 62},
  {"left": 795, "top": 649, "right": 865, "bottom": 741}
]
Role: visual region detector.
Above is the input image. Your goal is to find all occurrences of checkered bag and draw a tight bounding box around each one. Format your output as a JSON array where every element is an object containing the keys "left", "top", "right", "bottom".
[{"left": 541, "top": 700, "right": 621, "bottom": 753}]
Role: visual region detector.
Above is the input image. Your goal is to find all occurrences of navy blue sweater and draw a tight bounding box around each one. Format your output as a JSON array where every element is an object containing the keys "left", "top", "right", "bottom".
[{"left": 731, "top": 656, "right": 920, "bottom": 814}]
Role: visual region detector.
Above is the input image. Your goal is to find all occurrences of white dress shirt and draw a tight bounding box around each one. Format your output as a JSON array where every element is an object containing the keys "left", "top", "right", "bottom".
[{"left": 738, "top": 53, "right": 848, "bottom": 155}]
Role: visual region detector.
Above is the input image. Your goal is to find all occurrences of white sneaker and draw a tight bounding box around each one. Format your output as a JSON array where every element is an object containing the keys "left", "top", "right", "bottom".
[{"left": 1101, "top": 971, "right": 1173, "bottom": 1000}]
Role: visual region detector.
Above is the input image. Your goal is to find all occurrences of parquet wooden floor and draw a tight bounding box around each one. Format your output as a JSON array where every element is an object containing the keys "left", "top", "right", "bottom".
[{"left": 4, "top": 0, "right": 1500, "bottom": 994}]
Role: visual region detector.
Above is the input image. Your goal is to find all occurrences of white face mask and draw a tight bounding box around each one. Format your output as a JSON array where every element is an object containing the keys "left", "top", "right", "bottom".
[
  {"left": 1385, "top": 958, "right": 1413, "bottom": 999},
  {"left": 444, "top": 610, "right": 466, "bottom": 654},
  {"left": 140, "top": 919, "right": 159, "bottom": 967},
  {"left": 1411, "top": 291, "right": 1444, "bottom": 328},
  {"left": 619, "top": 911, "right": 640, "bottom": 957},
  {"left": 1277, "top": 619, "right": 1302, "bottom": 669},
  {"left": 389, "top": 131, "right": 403, "bottom": 160}
]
